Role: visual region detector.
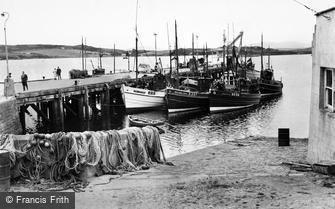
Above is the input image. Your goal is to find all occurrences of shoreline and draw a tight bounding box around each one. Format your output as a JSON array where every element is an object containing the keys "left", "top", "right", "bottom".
[{"left": 0, "top": 52, "right": 311, "bottom": 61}]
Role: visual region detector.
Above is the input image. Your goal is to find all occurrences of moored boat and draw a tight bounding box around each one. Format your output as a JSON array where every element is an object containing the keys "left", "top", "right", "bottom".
[
  {"left": 209, "top": 90, "right": 261, "bottom": 113},
  {"left": 259, "top": 68, "right": 283, "bottom": 95},
  {"left": 208, "top": 31, "right": 261, "bottom": 113},
  {"left": 121, "top": 84, "right": 166, "bottom": 112},
  {"left": 166, "top": 87, "right": 209, "bottom": 113},
  {"left": 128, "top": 115, "right": 165, "bottom": 127},
  {"left": 259, "top": 35, "right": 283, "bottom": 99}
]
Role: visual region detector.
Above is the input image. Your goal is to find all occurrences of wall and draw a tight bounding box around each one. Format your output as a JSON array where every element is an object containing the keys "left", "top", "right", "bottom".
[
  {"left": 308, "top": 10, "right": 335, "bottom": 163},
  {"left": 0, "top": 97, "right": 22, "bottom": 134}
]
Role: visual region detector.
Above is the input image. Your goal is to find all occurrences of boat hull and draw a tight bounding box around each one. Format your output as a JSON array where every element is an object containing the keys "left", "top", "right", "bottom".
[
  {"left": 128, "top": 115, "right": 164, "bottom": 127},
  {"left": 259, "top": 82, "right": 283, "bottom": 94},
  {"left": 209, "top": 92, "right": 261, "bottom": 113},
  {"left": 121, "top": 84, "right": 165, "bottom": 112},
  {"left": 166, "top": 88, "right": 209, "bottom": 113}
]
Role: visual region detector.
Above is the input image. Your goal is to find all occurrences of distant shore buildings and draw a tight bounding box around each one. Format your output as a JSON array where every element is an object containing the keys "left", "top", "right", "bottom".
[{"left": 308, "top": 7, "right": 335, "bottom": 163}]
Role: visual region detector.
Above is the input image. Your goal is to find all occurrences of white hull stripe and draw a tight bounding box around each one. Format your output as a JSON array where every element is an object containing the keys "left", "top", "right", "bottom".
[
  {"left": 210, "top": 105, "right": 253, "bottom": 112},
  {"left": 168, "top": 107, "right": 201, "bottom": 113}
]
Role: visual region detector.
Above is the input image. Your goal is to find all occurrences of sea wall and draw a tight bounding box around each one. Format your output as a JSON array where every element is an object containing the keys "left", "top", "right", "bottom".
[{"left": 0, "top": 97, "right": 22, "bottom": 134}]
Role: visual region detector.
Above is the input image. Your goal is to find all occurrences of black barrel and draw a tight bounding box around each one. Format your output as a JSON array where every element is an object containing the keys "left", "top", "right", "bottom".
[
  {"left": 278, "top": 128, "right": 290, "bottom": 146},
  {"left": 0, "top": 150, "right": 10, "bottom": 191}
]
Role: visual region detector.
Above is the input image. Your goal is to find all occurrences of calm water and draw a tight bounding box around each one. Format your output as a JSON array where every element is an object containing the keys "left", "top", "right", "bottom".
[{"left": 0, "top": 54, "right": 312, "bottom": 158}]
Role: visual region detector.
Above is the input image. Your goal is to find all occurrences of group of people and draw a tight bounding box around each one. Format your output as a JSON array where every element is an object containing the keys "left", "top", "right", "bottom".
[
  {"left": 53, "top": 66, "right": 62, "bottom": 80},
  {"left": 9, "top": 66, "right": 62, "bottom": 92}
]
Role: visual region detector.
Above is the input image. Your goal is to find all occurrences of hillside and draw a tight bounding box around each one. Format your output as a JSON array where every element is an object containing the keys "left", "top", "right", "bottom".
[{"left": 0, "top": 44, "right": 311, "bottom": 60}]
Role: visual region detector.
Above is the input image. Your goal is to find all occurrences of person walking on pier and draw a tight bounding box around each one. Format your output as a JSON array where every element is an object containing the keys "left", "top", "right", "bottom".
[
  {"left": 21, "top": 71, "right": 28, "bottom": 91},
  {"left": 56, "top": 66, "right": 62, "bottom": 80}
]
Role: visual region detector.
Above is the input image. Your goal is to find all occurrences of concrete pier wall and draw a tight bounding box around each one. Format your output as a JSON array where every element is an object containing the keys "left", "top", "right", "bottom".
[{"left": 0, "top": 97, "right": 22, "bottom": 134}]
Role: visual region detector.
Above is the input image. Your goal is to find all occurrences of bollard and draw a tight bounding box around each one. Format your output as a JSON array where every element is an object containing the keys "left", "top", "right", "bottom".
[{"left": 278, "top": 128, "right": 290, "bottom": 146}]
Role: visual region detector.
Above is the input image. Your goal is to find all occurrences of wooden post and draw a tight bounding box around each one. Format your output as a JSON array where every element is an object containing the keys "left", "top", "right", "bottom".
[
  {"left": 103, "top": 84, "right": 111, "bottom": 116},
  {"left": 41, "top": 102, "right": 49, "bottom": 124},
  {"left": 90, "top": 93, "right": 97, "bottom": 114},
  {"left": 52, "top": 92, "right": 64, "bottom": 131},
  {"left": 77, "top": 95, "right": 84, "bottom": 120},
  {"left": 37, "top": 103, "right": 41, "bottom": 122},
  {"left": 19, "top": 105, "right": 26, "bottom": 134},
  {"left": 84, "top": 87, "right": 90, "bottom": 119},
  {"left": 48, "top": 101, "right": 54, "bottom": 123},
  {"left": 58, "top": 95, "right": 64, "bottom": 130}
]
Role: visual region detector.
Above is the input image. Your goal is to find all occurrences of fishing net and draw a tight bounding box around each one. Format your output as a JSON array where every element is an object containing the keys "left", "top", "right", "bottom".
[{"left": 0, "top": 126, "right": 165, "bottom": 191}]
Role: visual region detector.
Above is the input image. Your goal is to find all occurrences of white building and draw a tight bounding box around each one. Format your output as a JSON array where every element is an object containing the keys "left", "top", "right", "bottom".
[{"left": 308, "top": 7, "right": 335, "bottom": 163}]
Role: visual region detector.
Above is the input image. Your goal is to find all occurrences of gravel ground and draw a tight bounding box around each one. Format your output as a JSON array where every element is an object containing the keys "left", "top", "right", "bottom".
[{"left": 13, "top": 136, "right": 335, "bottom": 209}]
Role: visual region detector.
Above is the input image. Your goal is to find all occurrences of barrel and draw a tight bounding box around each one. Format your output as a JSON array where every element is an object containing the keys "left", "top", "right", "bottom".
[
  {"left": 0, "top": 150, "right": 10, "bottom": 191},
  {"left": 278, "top": 128, "right": 290, "bottom": 146}
]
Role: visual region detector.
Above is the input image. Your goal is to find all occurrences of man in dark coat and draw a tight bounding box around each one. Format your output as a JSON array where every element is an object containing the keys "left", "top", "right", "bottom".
[
  {"left": 56, "top": 66, "right": 62, "bottom": 80},
  {"left": 21, "top": 71, "right": 28, "bottom": 91}
]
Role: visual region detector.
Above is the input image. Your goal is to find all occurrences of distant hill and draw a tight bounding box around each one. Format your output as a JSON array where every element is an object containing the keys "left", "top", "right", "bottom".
[
  {"left": 0, "top": 44, "right": 311, "bottom": 60},
  {"left": 250, "top": 41, "right": 311, "bottom": 49}
]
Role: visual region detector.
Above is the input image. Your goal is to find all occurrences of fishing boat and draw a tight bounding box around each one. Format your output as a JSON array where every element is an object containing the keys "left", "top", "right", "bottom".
[
  {"left": 166, "top": 87, "right": 209, "bottom": 113},
  {"left": 121, "top": 84, "right": 165, "bottom": 112},
  {"left": 165, "top": 23, "right": 211, "bottom": 113},
  {"left": 128, "top": 115, "right": 165, "bottom": 127},
  {"left": 208, "top": 74, "right": 261, "bottom": 113},
  {"left": 121, "top": 1, "right": 166, "bottom": 112},
  {"left": 208, "top": 31, "right": 261, "bottom": 113},
  {"left": 209, "top": 90, "right": 261, "bottom": 113},
  {"left": 259, "top": 35, "right": 283, "bottom": 100}
]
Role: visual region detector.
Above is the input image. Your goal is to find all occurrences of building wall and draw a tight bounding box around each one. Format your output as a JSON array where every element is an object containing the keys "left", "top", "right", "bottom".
[
  {"left": 308, "top": 11, "right": 335, "bottom": 163},
  {"left": 0, "top": 97, "right": 22, "bottom": 135}
]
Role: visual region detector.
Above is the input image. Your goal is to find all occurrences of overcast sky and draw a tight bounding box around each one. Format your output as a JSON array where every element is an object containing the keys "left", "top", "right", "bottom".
[{"left": 0, "top": 0, "right": 334, "bottom": 50}]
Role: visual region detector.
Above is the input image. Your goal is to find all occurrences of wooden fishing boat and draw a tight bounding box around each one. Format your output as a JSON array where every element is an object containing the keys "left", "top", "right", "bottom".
[
  {"left": 166, "top": 87, "right": 209, "bottom": 113},
  {"left": 208, "top": 31, "right": 261, "bottom": 113},
  {"left": 259, "top": 68, "right": 283, "bottom": 94},
  {"left": 209, "top": 90, "right": 261, "bottom": 113},
  {"left": 259, "top": 35, "right": 283, "bottom": 100},
  {"left": 121, "top": 84, "right": 166, "bottom": 112},
  {"left": 128, "top": 115, "right": 165, "bottom": 127}
]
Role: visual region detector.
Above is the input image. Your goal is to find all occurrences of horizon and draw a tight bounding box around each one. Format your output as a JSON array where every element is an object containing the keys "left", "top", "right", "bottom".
[
  {"left": 0, "top": 42, "right": 312, "bottom": 52},
  {"left": 0, "top": 0, "right": 333, "bottom": 50}
]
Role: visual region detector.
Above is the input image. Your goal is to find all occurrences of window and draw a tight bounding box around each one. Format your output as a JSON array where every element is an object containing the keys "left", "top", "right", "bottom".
[{"left": 324, "top": 68, "right": 334, "bottom": 111}]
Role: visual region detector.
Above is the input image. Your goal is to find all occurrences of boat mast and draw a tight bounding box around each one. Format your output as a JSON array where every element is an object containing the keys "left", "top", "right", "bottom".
[
  {"left": 175, "top": 20, "right": 179, "bottom": 77},
  {"left": 113, "top": 43, "right": 116, "bottom": 74},
  {"left": 206, "top": 43, "right": 208, "bottom": 72},
  {"left": 135, "top": 0, "right": 139, "bottom": 81},
  {"left": 84, "top": 38, "right": 87, "bottom": 70},
  {"left": 81, "top": 36, "right": 84, "bottom": 71},
  {"left": 223, "top": 30, "right": 226, "bottom": 67},
  {"left": 167, "top": 23, "right": 172, "bottom": 76},
  {"left": 183, "top": 47, "right": 186, "bottom": 65},
  {"left": 261, "top": 33, "right": 264, "bottom": 71},
  {"left": 268, "top": 46, "right": 271, "bottom": 69},
  {"left": 192, "top": 33, "right": 195, "bottom": 57}
]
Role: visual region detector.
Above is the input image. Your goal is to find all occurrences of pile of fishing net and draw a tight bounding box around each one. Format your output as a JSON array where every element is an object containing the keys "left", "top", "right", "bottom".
[{"left": 0, "top": 126, "right": 165, "bottom": 191}]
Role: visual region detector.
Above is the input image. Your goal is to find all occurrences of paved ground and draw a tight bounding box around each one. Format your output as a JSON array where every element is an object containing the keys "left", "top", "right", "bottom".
[{"left": 12, "top": 72, "right": 135, "bottom": 94}]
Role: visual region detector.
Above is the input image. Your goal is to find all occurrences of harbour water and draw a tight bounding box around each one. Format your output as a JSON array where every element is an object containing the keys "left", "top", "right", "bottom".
[{"left": 0, "top": 54, "right": 312, "bottom": 158}]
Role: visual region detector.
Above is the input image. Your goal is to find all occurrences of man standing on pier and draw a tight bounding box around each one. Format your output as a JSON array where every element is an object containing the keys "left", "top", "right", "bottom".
[
  {"left": 56, "top": 66, "right": 62, "bottom": 80},
  {"left": 21, "top": 71, "right": 28, "bottom": 91}
]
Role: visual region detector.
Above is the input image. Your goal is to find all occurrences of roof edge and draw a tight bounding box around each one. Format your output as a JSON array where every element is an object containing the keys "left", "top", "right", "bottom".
[{"left": 316, "top": 7, "right": 335, "bottom": 16}]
